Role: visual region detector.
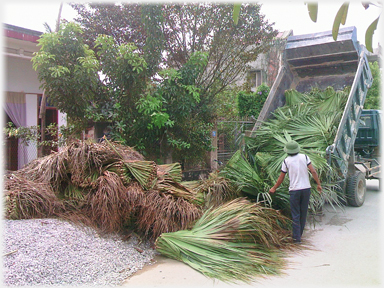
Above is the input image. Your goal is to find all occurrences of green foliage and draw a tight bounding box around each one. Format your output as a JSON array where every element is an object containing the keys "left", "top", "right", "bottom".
[
  {"left": 215, "top": 87, "right": 241, "bottom": 119},
  {"left": 32, "top": 22, "right": 101, "bottom": 123},
  {"left": 304, "top": 2, "right": 382, "bottom": 53},
  {"left": 237, "top": 83, "right": 270, "bottom": 118},
  {"left": 365, "top": 61, "right": 381, "bottom": 109},
  {"left": 73, "top": 3, "right": 277, "bottom": 99},
  {"left": 332, "top": 2, "right": 349, "bottom": 41},
  {"left": 138, "top": 51, "right": 213, "bottom": 165},
  {"left": 4, "top": 122, "right": 75, "bottom": 148}
]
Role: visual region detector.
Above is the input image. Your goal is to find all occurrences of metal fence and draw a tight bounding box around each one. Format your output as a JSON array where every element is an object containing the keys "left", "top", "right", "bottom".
[
  {"left": 216, "top": 119, "right": 255, "bottom": 166},
  {"left": 4, "top": 137, "right": 38, "bottom": 171}
]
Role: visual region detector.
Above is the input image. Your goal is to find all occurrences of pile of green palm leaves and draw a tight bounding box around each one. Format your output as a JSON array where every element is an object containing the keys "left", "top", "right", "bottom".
[
  {"left": 155, "top": 198, "right": 293, "bottom": 283},
  {"left": 222, "top": 86, "right": 350, "bottom": 213}
]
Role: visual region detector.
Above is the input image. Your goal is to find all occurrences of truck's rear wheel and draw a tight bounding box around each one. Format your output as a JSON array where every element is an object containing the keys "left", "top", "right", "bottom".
[{"left": 346, "top": 171, "right": 366, "bottom": 207}]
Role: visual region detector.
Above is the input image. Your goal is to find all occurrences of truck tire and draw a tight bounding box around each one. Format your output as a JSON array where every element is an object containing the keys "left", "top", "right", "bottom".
[{"left": 346, "top": 171, "right": 366, "bottom": 207}]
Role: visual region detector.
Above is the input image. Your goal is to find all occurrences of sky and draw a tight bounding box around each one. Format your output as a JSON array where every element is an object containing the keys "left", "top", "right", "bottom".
[{"left": 1, "top": 1, "right": 383, "bottom": 49}]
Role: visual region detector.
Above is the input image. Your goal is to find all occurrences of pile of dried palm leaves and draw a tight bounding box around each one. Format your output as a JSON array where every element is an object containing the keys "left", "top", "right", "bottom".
[{"left": 4, "top": 140, "right": 201, "bottom": 240}]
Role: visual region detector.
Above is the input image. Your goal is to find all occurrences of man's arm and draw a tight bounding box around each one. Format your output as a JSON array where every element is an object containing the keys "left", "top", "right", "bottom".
[
  {"left": 269, "top": 172, "right": 286, "bottom": 194},
  {"left": 308, "top": 163, "right": 322, "bottom": 193}
]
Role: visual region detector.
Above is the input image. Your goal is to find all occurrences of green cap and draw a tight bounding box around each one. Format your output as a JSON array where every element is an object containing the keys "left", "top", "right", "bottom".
[{"left": 284, "top": 140, "right": 300, "bottom": 154}]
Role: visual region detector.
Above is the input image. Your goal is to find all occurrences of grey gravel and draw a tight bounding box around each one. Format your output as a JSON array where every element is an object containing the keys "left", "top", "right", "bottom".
[{"left": 3, "top": 218, "right": 158, "bottom": 286}]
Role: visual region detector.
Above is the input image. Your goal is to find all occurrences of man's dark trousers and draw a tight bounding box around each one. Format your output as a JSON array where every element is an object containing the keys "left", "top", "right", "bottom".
[{"left": 289, "top": 188, "right": 311, "bottom": 242}]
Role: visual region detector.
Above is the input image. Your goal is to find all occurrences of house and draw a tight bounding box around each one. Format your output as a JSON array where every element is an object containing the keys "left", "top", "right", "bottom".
[
  {"left": 243, "top": 30, "right": 293, "bottom": 91},
  {"left": 3, "top": 24, "right": 67, "bottom": 170}
]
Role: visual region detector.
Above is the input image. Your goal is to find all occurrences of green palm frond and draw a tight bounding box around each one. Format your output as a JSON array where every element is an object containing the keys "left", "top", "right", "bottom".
[
  {"left": 240, "top": 86, "right": 349, "bottom": 212},
  {"left": 155, "top": 198, "right": 293, "bottom": 283},
  {"left": 123, "top": 160, "right": 157, "bottom": 190}
]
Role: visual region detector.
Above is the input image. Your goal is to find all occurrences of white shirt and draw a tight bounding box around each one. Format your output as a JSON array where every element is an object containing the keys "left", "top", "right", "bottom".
[{"left": 281, "top": 153, "right": 311, "bottom": 191}]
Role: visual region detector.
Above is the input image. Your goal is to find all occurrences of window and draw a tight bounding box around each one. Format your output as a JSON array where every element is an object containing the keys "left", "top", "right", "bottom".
[{"left": 249, "top": 70, "right": 263, "bottom": 90}]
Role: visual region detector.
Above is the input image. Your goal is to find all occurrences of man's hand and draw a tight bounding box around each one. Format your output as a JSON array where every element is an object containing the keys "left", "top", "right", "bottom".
[
  {"left": 269, "top": 187, "right": 276, "bottom": 194},
  {"left": 317, "top": 184, "right": 322, "bottom": 193}
]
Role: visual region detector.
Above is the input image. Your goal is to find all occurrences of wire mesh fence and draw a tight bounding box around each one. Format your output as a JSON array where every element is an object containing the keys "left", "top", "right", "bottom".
[
  {"left": 4, "top": 137, "right": 38, "bottom": 171},
  {"left": 216, "top": 119, "right": 255, "bottom": 166}
]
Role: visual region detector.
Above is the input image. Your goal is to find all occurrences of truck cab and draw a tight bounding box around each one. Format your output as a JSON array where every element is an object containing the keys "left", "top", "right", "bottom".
[
  {"left": 355, "top": 109, "right": 381, "bottom": 159},
  {"left": 354, "top": 109, "right": 381, "bottom": 184}
]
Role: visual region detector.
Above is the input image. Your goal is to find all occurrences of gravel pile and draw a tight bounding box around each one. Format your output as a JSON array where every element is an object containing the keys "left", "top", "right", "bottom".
[{"left": 3, "top": 218, "right": 158, "bottom": 286}]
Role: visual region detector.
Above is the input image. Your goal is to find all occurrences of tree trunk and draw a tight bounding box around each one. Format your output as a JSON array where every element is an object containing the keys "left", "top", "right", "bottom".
[
  {"left": 38, "top": 90, "right": 47, "bottom": 157},
  {"left": 38, "top": 3, "right": 63, "bottom": 157}
]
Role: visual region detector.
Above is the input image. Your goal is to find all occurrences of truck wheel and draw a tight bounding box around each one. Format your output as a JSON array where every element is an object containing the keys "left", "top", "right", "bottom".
[{"left": 346, "top": 171, "right": 366, "bottom": 207}]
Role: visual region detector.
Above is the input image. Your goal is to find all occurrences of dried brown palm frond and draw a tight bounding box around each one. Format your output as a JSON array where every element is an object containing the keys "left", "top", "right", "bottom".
[
  {"left": 57, "top": 181, "right": 146, "bottom": 235},
  {"left": 81, "top": 170, "right": 130, "bottom": 234},
  {"left": 109, "top": 142, "right": 144, "bottom": 161},
  {"left": 180, "top": 180, "right": 200, "bottom": 190},
  {"left": 99, "top": 138, "right": 144, "bottom": 162},
  {"left": 193, "top": 171, "right": 240, "bottom": 208},
  {"left": 249, "top": 205, "right": 293, "bottom": 248},
  {"left": 75, "top": 170, "right": 100, "bottom": 190},
  {"left": 67, "top": 142, "right": 110, "bottom": 185},
  {"left": 16, "top": 148, "right": 70, "bottom": 193},
  {"left": 135, "top": 190, "right": 202, "bottom": 240},
  {"left": 4, "top": 173, "right": 65, "bottom": 219},
  {"left": 66, "top": 141, "right": 143, "bottom": 186},
  {"left": 59, "top": 183, "right": 88, "bottom": 208},
  {"left": 157, "top": 163, "right": 183, "bottom": 182}
]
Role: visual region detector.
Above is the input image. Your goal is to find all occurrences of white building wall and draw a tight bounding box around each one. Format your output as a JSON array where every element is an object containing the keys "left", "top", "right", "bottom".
[
  {"left": 25, "top": 94, "right": 38, "bottom": 162},
  {"left": 5, "top": 56, "right": 42, "bottom": 94}
]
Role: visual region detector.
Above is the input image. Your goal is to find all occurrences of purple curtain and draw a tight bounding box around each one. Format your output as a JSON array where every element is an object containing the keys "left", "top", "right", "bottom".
[{"left": 4, "top": 92, "right": 28, "bottom": 169}]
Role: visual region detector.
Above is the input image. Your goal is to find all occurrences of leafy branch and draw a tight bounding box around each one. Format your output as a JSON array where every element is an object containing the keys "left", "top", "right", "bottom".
[{"left": 306, "top": 1, "right": 381, "bottom": 52}]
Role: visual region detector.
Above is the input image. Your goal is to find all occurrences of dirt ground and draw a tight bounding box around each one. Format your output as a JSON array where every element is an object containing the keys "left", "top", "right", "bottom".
[{"left": 123, "top": 179, "right": 382, "bottom": 288}]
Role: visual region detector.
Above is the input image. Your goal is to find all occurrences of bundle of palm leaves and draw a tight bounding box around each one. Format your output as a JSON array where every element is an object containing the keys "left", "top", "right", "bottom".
[
  {"left": 157, "top": 163, "right": 183, "bottom": 182},
  {"left": 155, "top": 198, "right": 293, "bottom": 283},
  {"left": 190, "top": 171, "right": 240, "bottom": 208},
  {"left": 220, "top": 150, "right": 272, "bottom": 205},
  {"left": 123, "top": 160, "right": 157, "bottom": 190},
  {"left": 156, "top": 178, "right": 204, "bottom": 206}
]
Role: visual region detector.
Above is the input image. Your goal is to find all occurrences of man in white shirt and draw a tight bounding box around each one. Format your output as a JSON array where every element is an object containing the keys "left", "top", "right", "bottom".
[{"left": 269, "top": 140, "right": 322, "bottom": 243}]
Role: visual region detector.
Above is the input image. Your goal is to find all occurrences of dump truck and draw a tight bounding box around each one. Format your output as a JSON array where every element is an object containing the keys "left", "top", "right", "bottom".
[{"left": 250, "top": 26, "right": 380, "bottom": 207}]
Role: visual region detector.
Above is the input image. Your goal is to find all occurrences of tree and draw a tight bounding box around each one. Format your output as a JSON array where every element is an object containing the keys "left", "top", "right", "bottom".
[
  {"left": 161, "top": 3, "right": 277, "bottom": 98},
  {"left": 38, "top": 2, "right": 63, "bottom": 156},
  {"left": 35, "top": 3, "right": 277, "bottom": 166},
  {"left": 32, "top": 22, "right": 101, "bottom": 129},
  {"left": 93, "top": 33, "right": 149, "bottom": 145},
  {"left": 72, "top": 3, "right": 277, "bottom": 99},
  {"left": 70, "top": 3, "right": 164, "bottom": 76},
  {"left": 364, "top": 61, "right": 381, "bottom": 109}
]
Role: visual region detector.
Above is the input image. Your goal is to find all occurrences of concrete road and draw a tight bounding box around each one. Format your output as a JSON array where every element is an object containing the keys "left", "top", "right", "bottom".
[{"left": 123, "top": 179, "right": 382, "bottom": 288}]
